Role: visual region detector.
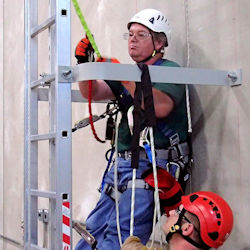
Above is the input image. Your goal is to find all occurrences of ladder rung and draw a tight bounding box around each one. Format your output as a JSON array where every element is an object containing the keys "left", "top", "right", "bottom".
[
  {"left": 38, "top": 88, "right": 107, "bottom": 103},
  {"left": 30, "top": 189, "right": 56, "bottom": 199},
  {"left": 31, "top": 16, "right": 55, "bottom": 38},
  {"left": 31, "top": 243, "right": 47, "bottom": 250},
  {"left": 30, "top": 133, "right": 56, "bottom": 142},
  {"left": 31, "top": 74, "right": 55, "bottom": 89}
]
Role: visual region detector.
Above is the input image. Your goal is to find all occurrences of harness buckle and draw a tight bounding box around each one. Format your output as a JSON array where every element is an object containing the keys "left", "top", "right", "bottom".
[
  {"left": 168, "top": 146, "right": 179, "bottom": 161},
  {"left": 103, "top": 184, "right": 122, "bottom": 201},
  {"left": 104, "top": 184, "right": 113, "bottom": 197},
  {"left": 169, "top": 133, "right": 180, "bottom": 146},
  {"left": 170, "top": 224, "right": 180, "bottom": 233},
  {"left": 124, "top": 151, "right": 132, "bottom": 160},
  {"left": 103, "top": 180, "right": 151, "bottom": 201}
]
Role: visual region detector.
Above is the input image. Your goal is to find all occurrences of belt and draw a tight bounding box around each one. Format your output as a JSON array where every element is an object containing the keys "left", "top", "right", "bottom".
[{"left": 118, "top": 142, "right": 189, "bottom": 162}]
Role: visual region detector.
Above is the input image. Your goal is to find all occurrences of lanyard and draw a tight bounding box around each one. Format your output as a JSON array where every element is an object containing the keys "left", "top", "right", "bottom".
[{"left": 72, "top": 0, "right": 101, "bottom": 58}]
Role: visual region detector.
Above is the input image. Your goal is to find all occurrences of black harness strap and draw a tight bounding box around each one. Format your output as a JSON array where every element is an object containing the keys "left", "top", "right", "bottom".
[
  {"left": 131, "top": 63, "right": 156, "bottom": 169},
  {"left": 137, "top": 63, "right": 156, "bottom": 127},
  {"left": 131, "top": 80, "right": 143, "bottom": 169},
  {"left": 105, "top": 80, "right": 133, "bottom": 112}
]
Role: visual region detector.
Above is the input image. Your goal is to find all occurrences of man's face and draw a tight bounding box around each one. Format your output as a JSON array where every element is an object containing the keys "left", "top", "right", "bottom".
[
  {"left": 128, "top": 23, "right": 154, "bottom": 62},
  {"left": 162, "top": 205, "right": 184, "bottom": 236}
]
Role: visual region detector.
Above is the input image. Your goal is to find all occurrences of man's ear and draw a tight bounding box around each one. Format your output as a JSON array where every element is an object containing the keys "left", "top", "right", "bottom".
[
  {"left": 181, "top": 222, "right": 194, "bottom": 236},
  {"left": 154, "top": 39, "right": 165, "bottom": 52}
]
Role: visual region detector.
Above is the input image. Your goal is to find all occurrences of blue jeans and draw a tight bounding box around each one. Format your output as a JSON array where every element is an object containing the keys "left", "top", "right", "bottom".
[{"left": 75, "top": 157, "right": 167, "bottom": 250}]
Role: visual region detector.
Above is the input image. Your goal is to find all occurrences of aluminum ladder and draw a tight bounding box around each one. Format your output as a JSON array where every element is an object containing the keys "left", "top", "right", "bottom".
[{"left": 24, "top": 0, "right": 72, "bottom": 249}]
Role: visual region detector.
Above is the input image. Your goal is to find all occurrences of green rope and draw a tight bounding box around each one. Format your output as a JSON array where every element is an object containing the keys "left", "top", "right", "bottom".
[{"left": 72, "top": 0, "right": 102, "bottom": 58}]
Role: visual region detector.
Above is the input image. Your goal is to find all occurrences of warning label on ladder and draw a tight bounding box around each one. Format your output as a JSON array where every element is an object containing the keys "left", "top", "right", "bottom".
[{"left": 62, "top": 201, "right": 71, "bottom": 250}]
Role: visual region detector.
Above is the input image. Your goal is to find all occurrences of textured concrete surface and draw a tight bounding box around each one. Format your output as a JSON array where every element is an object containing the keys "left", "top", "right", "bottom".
[
  {"left": 0, "top": 0, "right": 250, "bottom": 249},
  {"left": 0, "top": 0, "right": 3, "bottom": 249}
]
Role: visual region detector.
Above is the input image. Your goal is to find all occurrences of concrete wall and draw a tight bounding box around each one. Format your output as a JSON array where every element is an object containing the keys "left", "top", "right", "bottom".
[
  {"left": 1, "top": 0, "right": 250, "bottom": 249},
  {"left": 0, "top": 0, "right": 3, "bottom": 249},
  {"left": 1, "top": 0, "right": 25, "bottom": 249}
]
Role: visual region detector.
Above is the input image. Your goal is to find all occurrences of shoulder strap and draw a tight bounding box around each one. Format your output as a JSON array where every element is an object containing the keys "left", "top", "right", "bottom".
[
  {"left": 131, "top": 63, "right": 156, "bottom": 169},
  {"left": 105, "top": 80, "right": 133, "bottom": 112}
]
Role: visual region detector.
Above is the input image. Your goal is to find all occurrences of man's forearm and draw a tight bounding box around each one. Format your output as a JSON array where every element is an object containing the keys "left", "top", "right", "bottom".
[{"left": 78, "top": 80, "right": 115, "bottom": 101}]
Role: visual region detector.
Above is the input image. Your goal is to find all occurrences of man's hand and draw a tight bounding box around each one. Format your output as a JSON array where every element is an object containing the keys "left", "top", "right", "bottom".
[
  {"left": 75, "top": 38, "right": 94, "bottom": 64},
  {"left": 121, "top": 236, "right": 148, "bottom": 250}
]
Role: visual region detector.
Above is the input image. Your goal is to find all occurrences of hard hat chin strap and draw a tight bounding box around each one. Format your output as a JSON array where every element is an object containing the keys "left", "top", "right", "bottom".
[
  {"left": 138, "top": 50, "right": 157, "bottom": 63},
  {"left": 165, "top": 209, "right": 210, "bottom": 249},
  {"left": 165, "top": 208, "right": 185, "bottom": 243},
  {"left": 138, "top": 30, "right": 161, "bottom": 63}
]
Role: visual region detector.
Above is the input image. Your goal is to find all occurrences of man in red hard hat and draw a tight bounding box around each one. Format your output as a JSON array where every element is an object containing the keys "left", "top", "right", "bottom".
[{"left": 122, "top": 191, "right": 234, "bottom": 250}]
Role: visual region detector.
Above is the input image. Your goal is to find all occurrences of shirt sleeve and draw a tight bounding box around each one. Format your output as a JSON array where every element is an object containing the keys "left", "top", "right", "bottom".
[{"left": 152, "top": 60, "right": 185, "bottom": 107}]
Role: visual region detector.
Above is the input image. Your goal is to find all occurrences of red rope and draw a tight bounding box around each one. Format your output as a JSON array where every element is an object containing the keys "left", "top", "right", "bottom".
[{"left": 88, "top": 80, "right": 105, "bottom": 143}]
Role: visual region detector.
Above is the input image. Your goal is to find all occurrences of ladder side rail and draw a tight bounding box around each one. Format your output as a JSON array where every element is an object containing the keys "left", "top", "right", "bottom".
[
  {"left": 48, "top": 0, "right": 57, "bottom": 248},
  {"left": 54, "top": 1, "right": 72, "bottom": 249},
  {"left": 24, "top": 0, "right": 39, "bottom": 249}
]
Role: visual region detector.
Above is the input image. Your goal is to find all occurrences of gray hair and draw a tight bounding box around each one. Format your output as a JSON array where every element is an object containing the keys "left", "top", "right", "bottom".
[{"left": 152, "top": 32, "right": 168, "bottom": 49}]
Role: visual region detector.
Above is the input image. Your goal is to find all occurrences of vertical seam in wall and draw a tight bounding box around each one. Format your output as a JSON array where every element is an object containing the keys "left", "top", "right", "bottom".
[{"left": 0, "top": 0, "right": 4, "bottom": 248}]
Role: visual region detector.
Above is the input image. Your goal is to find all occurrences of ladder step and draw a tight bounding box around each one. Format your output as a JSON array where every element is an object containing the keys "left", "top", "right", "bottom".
[
  {"left": 31, "top": 243, "right": 47, "bottom": 250},
  {"left": 30, "top": 189, "right": 57, "bottom": 199},
  {"left": 30, "top": 133, "right": 56, "bottom": 142},
  {"left": 31, "top": 16, "right": 56, "bottom": 38},
  {"left": 31, "top": 74, "right": 55, "bottom": 89},
  {"left": 38, "top": 88, "right": 107, "bottom": 103}
]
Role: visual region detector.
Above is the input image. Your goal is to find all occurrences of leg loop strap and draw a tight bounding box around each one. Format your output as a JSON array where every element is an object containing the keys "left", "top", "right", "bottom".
[{"left": 103, "top": 179, "right": 151, "bottom": 201}]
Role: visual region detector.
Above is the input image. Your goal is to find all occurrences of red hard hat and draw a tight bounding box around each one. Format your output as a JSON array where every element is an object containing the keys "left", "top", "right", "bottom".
[{"left": 182, "top": 191, "right": 234, "bottom": 248}]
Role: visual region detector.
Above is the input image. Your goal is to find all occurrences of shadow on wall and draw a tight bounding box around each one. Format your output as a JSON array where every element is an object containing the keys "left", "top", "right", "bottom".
[
  {"left": 189, "top": 85, "right": 230, "bottom": 193},
  {"left": 188, "top": 85, "right": 208, "bottom": 192},
  {"left": 186, "top": 42, "right": 229, "bottom": 192}
]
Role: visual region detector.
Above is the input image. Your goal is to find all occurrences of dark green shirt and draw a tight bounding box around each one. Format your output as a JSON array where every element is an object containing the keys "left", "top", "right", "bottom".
[{"left": 107, "top": 59, "right": 188, "bottom": 152}]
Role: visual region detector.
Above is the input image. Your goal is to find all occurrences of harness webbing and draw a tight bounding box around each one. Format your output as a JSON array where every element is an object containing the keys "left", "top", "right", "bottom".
[
  {"left": 105, "top": 80, "right": 133, "bottom": 113},
  {"left": 137, "top": 64, "right": 156, "bottom": 127},
  {"left": 129, "top": 63, "right": 163, "bottom": 247},
  {"left": 131, "top": 63, "right": 156, "bottom": 169},
  {"left": 131, "top": 81, "right": 142, "bottom": 169}
]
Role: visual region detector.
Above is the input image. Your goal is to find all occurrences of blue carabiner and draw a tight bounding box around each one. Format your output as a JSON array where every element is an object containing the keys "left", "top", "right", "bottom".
[{"left": 143, "top": 142, "right": 152, "bottom": 163}]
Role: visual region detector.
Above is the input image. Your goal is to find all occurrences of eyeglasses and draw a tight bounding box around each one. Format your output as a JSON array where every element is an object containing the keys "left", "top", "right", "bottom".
[
  {"left": 176, "top": 207, "right": 200, "bottom": 234},
  {"left": 123, "top": 31, "right": 152, "bottom": 41}
]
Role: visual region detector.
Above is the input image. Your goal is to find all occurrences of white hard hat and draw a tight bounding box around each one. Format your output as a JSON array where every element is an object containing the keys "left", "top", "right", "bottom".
[{"left": 127, "top": 8, "right": 171, "bottom": 46}]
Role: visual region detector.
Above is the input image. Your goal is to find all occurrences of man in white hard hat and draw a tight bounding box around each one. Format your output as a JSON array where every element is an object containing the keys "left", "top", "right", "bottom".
[{"left": 75, "top": 9, "right": 189, "bottom": 250}]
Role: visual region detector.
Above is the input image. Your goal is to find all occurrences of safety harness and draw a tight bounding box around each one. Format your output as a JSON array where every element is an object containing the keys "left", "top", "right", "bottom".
[
  {"left": 101, "top": 59, "right": 191, "bottom": 188},
  {"left": 74, "top": 57, "right": 191, "bottom": 207},
  {"left": 165, "top": 208, "right": 210, "bottom": 249}
]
